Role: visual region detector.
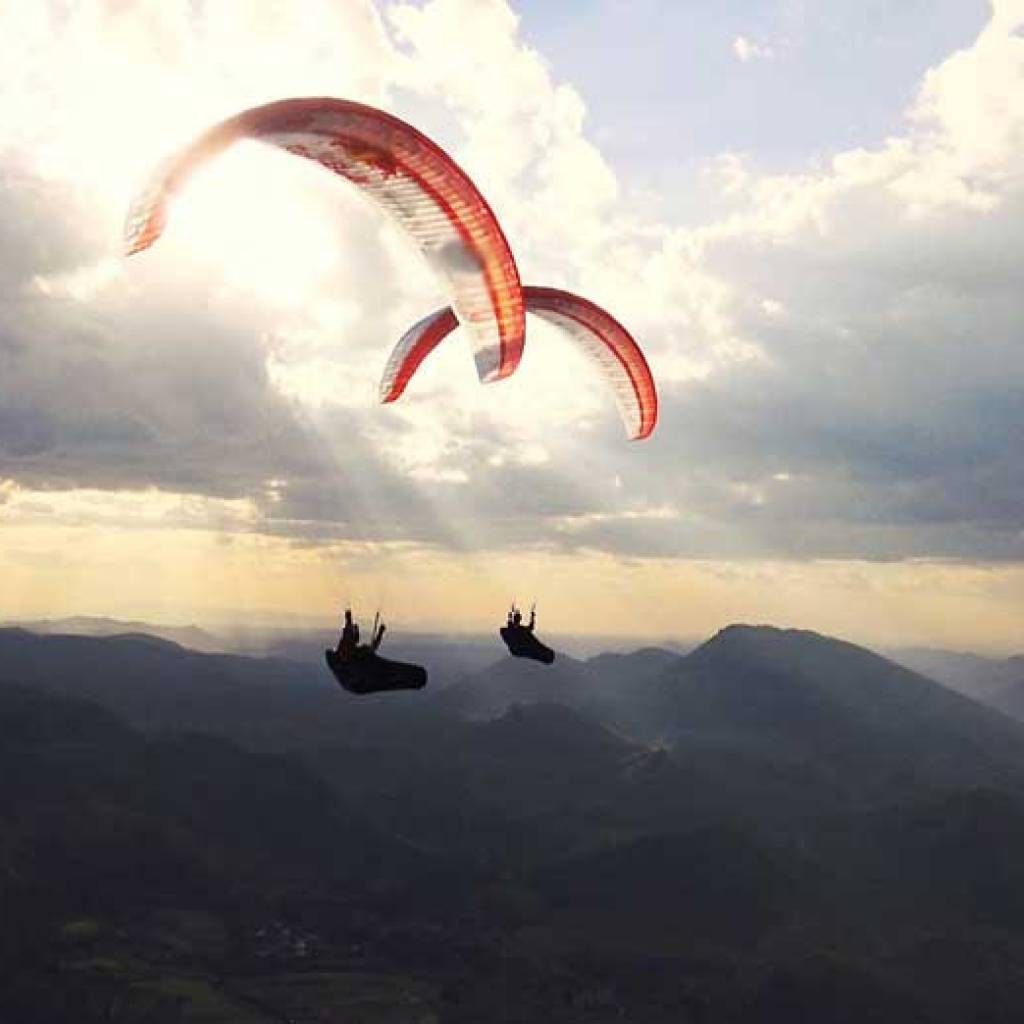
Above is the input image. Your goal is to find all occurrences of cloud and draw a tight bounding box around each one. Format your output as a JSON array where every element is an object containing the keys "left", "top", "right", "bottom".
[
  {"left": 0, "top": 0, "right": 1022, "bottom": 571},
  {"left": 575, "top": 1, "right": 1024, "bottom": 562},
  {"left": 732, "top": 35, "right": 774, "bottom": 63}
]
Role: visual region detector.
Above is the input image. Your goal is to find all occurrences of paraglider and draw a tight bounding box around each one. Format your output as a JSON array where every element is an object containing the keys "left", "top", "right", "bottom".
[
  {"left": 381, "top": 286, "right": 658, "bottom": 440},
  {"left": 500, "top": 603, "right": 555, "bottom": 665},
  {"left": 125, "top": 97, "right": 650, "bottom": 694},
  {"left": 125, "top": 97, "right": 657, "bottom": 436},
  {"left": 325, "top": 608, "right": 427, "bottom": 694},
  {"left": 124, "top": 97, "right": 525, "bottom": 385}
]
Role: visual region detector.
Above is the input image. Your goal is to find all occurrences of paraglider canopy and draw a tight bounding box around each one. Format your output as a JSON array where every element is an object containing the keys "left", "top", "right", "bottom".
[
  {"left": 381, "top": 286, "right": 658, "bottom": 440},
  {"left": 125, "top": 96, "right": 525, "bottom": 386}
]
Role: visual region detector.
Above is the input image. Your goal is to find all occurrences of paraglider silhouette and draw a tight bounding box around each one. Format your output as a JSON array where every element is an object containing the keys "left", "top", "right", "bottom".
[
  {"left": 325, "top": 608, "right": 427, "bottom": 695},
  {"left": 126, "top": 98, "right": 651, "bottom": 691},
  {"left": 500, "top": 602, "right": 555, "bottom": 665}
]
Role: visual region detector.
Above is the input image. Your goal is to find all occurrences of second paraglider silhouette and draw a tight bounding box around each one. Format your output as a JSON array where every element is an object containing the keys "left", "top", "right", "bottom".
[
  {"left": 123, "top": 95, "right": 654, "bottom": 694},
  {"left": 500, "top": 602, "right": 555, "bottom": 665}
]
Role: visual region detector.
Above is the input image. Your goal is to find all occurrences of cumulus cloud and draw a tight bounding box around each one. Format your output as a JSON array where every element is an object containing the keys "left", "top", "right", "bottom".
[
  {"left": 732, "top": 35, "right": 775, "bottom": 63},
  {"left": 0, "top": 0, "right": 1022, "bottom": 570},
  {"left": 0, "top": 0, "right": 438, "bottom": 530},
  {"left": 651, "top": 4, "right": 1024, "bottom": 561}
]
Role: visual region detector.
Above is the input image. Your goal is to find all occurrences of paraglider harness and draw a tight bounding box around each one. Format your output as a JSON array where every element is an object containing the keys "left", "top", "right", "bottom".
[
  {"left": 500, "top": 602, "right": 555, "bottom": 665},
  {"left": 326, "top": 609, "right": 427, "bottom": 694}
]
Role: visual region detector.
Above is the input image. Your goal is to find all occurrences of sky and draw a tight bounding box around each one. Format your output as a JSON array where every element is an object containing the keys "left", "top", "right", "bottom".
[{"left": 1, "top": 0, "right": 1022, "bottom": 652}]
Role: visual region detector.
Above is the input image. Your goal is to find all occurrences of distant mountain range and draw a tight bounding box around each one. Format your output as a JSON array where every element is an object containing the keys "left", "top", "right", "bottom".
[
  {"left": 7, "top": 621, "right": 1024, "bottom": 1020},
  {"left": 4, "top": 615, "right": 226, "bottom": 652},
  {"left": 888, "top": 644, "right": 1024, "bottom": 720},
  {"left": 4, "top": 613, "right": 700, "bottom": 675},
  {"left": 5, "top": 622, "right": 1024, "bottom": 770},
  {"left": 440, "top": 625, "right": 1024, "bottom": 792}
]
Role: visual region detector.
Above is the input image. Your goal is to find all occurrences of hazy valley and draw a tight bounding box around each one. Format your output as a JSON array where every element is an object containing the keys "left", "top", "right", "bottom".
[{"left": 3, "top": 622, "right": 1024, "bottom": 1021}]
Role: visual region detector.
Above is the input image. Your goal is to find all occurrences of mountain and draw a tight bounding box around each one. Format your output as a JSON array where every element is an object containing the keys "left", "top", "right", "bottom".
[
  {"left": 654, "top": 625, "right": 1024, "bottom": 792},
  {"left": 901, "top": 649, "right": 1024, "bottom": 725},
  {"left": 7, "top": 617, "right": 509, "bottom": 686},
  {"left": 7, "top": 615, "right": 225, "bottom": 653},
  {"left": 0, "top": 627, "right": 447, "bottom": 752},
  {"left": 309, "top": 620, "right": 1024, "bottom": 869},
  {"left": 0, "top": 681, "right": 424, "bottom": 965},
  {"left": 439, "top": 626, "right": 1024, "bottom": 794},
  {"left": 239, "top": 626, "right": 503, "bottom": 685},
  {"left": 989, "top": 674, "right": 1024, "bottom": 723},
  {"left": 0, "top": 680, "right": 420, "bottom": 891},
  {"left": 439, "top": 646, "right": 689, "bottom": 743},
  {"left": 586, "top": 646, "right": 682, "bottom": 686},
  {"left": 9, "top": 624, "right": 1024, "bottom": 1020},
  {"left": 438, "top": 653, "right": 595, "bottom": 717},
  {"left": 534, "top": 827, "right": 816, "bottom": 953},
  {"left": 307, "top": 700, "right": 694, "bottom": 867},
  {"left": 10, "top": 622, "right": 1024, "bottom": 796},
  {"left": 888, "top": 645, "right": 1024, "bottom": 706}
]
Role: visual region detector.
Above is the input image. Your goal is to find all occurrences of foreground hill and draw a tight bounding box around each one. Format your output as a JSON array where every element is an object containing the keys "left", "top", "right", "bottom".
[
  {"left": 9, "top": 626, "right": 1024, "bottom": 1020},
  {"left": 0, "top": 681, "right": 421, "bottom": 900},
  {"left": 0, "top": 682, "right": 441, "bottom": 1022}
]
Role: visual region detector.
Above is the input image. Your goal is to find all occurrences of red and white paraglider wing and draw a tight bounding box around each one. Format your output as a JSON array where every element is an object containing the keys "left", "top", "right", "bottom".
[
  {"left": 124, "top": 98, "right": 524, "bottom": 383},
  {"left": 380, "top": 306, "right": 458, "bottom": 404},
  {"left": 522, "top": 286, "right": 657, "bottom": 440},
  {"left": 378, "top": 286, "right": 657, "bottom": 440}
]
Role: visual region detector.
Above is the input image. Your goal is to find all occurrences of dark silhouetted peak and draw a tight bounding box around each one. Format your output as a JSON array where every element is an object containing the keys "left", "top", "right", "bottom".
[
  {"left": 586, "top": 646, "right": 681, "bottom": 679},
  {"left": 7, "top": 616, "right": 223, "bottom": 652},
  {"left": 0, "top": 627, "right": 33, "bottom": 641},
  {"left": 0, "top": 626, "right": 189, "bottom": 658},
  {"left": 439, "top": 652, "right": 591, "bottom": 718},
  {"left": 0, "top": 627, "right": 334, "bottom": 746},
  {"left": 885, "top": 646, "right": 1024, "bottom": 710},
  {"left": 481, "top": 701, "right": 630, "bottom": 759},
  {"left": 652, "top": 623, "right": 1024, "bottom": 793},
  {"left": 107, "top": 632, "right": 186, "bottom": 652},
  {"left": 685, "top": 623, "right": 959, "bottom": 703},
  {"left": 689, "top": 623, "right": 854, "bottom": 667},
  {"left": 488, "top": 650, "right": 585, "bottom": 678}
]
